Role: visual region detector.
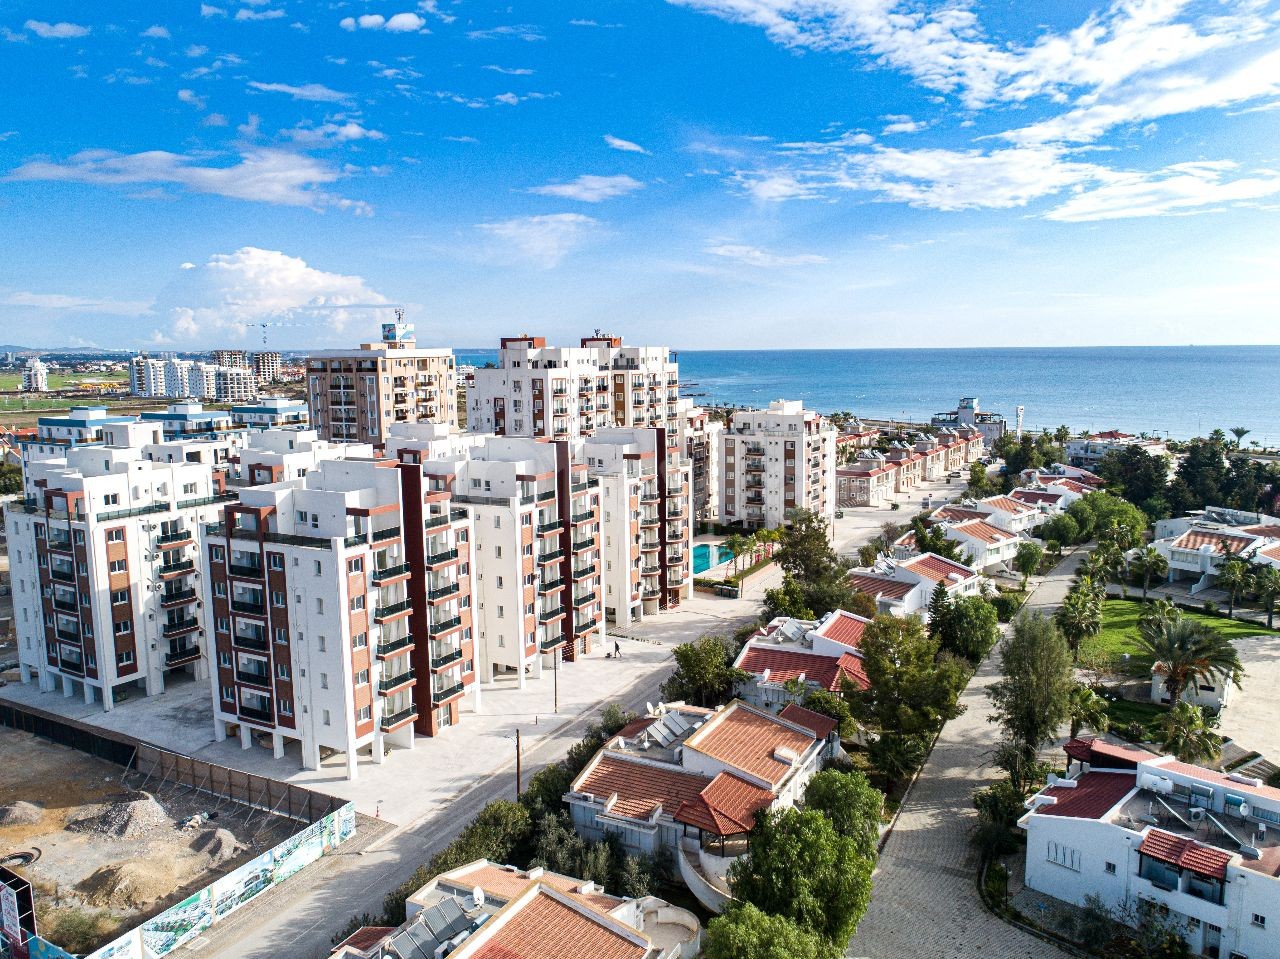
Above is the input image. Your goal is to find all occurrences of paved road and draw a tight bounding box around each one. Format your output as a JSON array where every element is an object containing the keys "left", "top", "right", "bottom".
[{"left": 846, "top": 552, "right": 1085, "bottom": 959}]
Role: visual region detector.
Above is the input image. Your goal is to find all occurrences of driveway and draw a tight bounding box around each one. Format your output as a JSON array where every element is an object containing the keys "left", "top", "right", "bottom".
[{"left": 846, "top": 556, "right": 1078, "bottom": 959}]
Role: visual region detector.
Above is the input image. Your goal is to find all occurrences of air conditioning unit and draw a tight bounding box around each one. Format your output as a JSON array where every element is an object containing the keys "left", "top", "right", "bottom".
[{"left": 1190, "top": 807, "right": 1206, "bottom": 823}]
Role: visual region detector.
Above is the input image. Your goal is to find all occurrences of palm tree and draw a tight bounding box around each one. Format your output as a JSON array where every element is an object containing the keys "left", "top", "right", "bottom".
[
  {"left": 723, "top": 533, "right": 751, "bottom": 576},
  {"left": 1129, "top": 546, "right": 1170, "bottom": 600},
  {"left": 1215, "top": 558, "right": 1252, "bottom": 619},
  {"left": 1138, "top": 597, "right": 1179, "bottom": 634},
  {"left": 1056, "top": 588, "right": 1102, "bottom": 660},
  {"left": 1229, "top": 426, "right": 1251, "bottom": 448},
  {"left": 1067, "top": 683, "right": 1111, "bottom": 739},
  {"left": 1158, "top": 702, "right": 1222, "bottom": 765},
  {"left": 1253, "top": 564, "right": 1280, "bottom": 629},
  {"left": 1094, "top": 541, "right": 1125, "bottom": 583},
  {"left": 1137, "top": 616, "right": 1244, "bottom": 705}
]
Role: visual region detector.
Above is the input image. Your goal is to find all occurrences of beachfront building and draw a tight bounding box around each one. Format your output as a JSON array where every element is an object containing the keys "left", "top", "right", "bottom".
[
  {"left": 203, "top": 455, "right": 477, "bottom": 776},
  {"left": 566, "top": 699, "right": 838, "bottom": 912},
  {"left": 4, "top": 418, "right": 237, "bottom": 712},
  {"left": 837, "top": 452, "right": 898, "bottom": 508},
  {"left": 581, "top": 428, "right": 692, "bottom": 628},
  {"left": 466, "top": 334, "right": 680, "bottom": 440},
  {"left": 330, "top": 859, "right": 701, "bottom": 959},
  {"left": 1066, "top": 431, "right": 1169, "bottom": 470},
  {"left": 732, "top": 609, "right": 871, "bottom": 712},
  {"left": 306, "top": 324, "right": 458, "bottom": 443},
  {"left": 849, "top": 553, "right": 981, "bottom": 620},
  {"left": 677, "top": 400, "right": 722, "bottom": 523},
  {"left": 719, "top": 400, "right": 836, "bottom": 530},
  {"left": 931, "top": 397, "right": 1008, "bottom": 446},
  {"left": 1151, "top": 508, "right": 1280, "bottom": 594},
  {"left": 22, "top": 356, "right": 49, "bottom": 392},
  {"left": 1020, "top": 743, "right": 1280, "bottom": 959}
]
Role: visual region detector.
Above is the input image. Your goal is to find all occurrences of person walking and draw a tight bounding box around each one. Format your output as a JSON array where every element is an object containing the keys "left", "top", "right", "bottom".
[{"left": 614, "top": 640, "right": 621, "bottom": 659}]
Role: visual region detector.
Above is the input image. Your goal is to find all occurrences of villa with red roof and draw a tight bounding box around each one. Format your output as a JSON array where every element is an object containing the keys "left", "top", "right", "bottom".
[
  {"left": 849, "top": 552, "right": 981, "bottom": 621},
  {"left": 1150, "top": 507, "right": 1280, "bottom": 596},
  {"left": 564, "top": 699, "right": 836, "bottom": 913},
  {"left": 1020, "top": 748, "right": 1280, "bottom": 959},
  {"left": 974, "top": 493, "right": 1041, "bottom": 534},
  {"left": 731, "top": 608, "right": 872, "bottom": 712}
]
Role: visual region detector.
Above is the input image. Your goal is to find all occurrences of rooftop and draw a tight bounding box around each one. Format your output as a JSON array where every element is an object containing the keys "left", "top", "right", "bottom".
[
  {"left": 812, "top": 609, "right": 870, "bottom": 649},
  {"left": 778, "top": 703, "right": 839, "bottom": 740},
  {"left": 1034, "top": 771, "right": 1137, "bottom": 820},
  {"left": 1169, "top": 528, "right": 1260, "bottom": 554},
  {"left": 901, "top": 552, "right": 977, "bottom": 583},
  {"left": 735, "top": 645, "right": 869, "bottom": 692},
  {"left": 683, "top": 701, "right": 818, "bottom": 788}
]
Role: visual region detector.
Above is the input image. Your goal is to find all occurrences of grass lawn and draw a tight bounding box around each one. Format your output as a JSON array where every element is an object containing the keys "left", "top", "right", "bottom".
[
  {"left": 0, "top": 371, "right": 129, "bottom": 391},
  {"left": 1103, "top": 697, "right": 1168, "bottom": 738},
  {"left": 1083, "top": 599, "right": 1278, "bottom": 677}
]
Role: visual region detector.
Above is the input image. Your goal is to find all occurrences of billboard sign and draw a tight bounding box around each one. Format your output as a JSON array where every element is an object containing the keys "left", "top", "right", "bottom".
[{"left": 381, "top": 321, "right": 414, "bottom": 344}]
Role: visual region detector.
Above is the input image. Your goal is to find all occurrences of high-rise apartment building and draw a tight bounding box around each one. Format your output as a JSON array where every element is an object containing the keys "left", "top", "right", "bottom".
[
  {"left": 306, "top": 324, "right": 457, "bottom": 443},
  {"left": 466, "top": 334, "right": 679, "bottom": 439},
  {"left": 579, "top": 428, "right": 691, "bottom": 628},
  {"left": 128, "top": 354, "right": 259, "bottom": 403},
  {"left": 253, "top": 351, "right": 282, "bottom": 385},
  {"left": 211, "top": 349, "right": 252, "bottom": 370},
  {"left": 22, "top": 356, "right": 49, "bottom": 393},
  {"left": 720, "top": 400, "right": 837, "bottom": 530},
  {"left": 676, "top": 400, "right": 722, "bottom": 523}
]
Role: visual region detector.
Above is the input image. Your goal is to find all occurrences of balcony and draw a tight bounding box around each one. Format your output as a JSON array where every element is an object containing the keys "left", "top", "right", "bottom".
[
  {"left": 52, "top": 597, "right": 78, "bottom": 613},
  {"left": 431, "top": 681, "right": 466, "bottom": 704},
  {"left": 538, "top": 549, "right": 564, "bottom": 564},
  {"left": 537, "top": 489, "right": 556, "bottom": 502},
  {"left": 640, "top": 492, "right": 660, "bottom": 504},
  {"left": 640, "top": 515, "right": 660, "bottom": 528},
  {"left": 381, "top": 705, "right": 418, "bottom": 730},
  {"left": 572, "top": 564, "right": 596, "bottom": 580},
  {"left": 641, "top": 565, "right": 661, "bottom": 575},
  {"left": 640, "top": 540, "right": 660, "bottom": 552},
  {"left": 231, "top": 599, "right": 265, "bottom": 616},
  {"left": 236, "top": 669, "right": 272, "bottom": 688},
  {"left": 376, "top": 634, "right": 414, "bottom": 658},
  {"left": 239, "top": 704, "right": 273, "bottom": 725},
  {"left": 431, "top": 644, "right": 464, "bottom": 669},
  {"left": 166, "top": 645, "right": 200, "bottom": 667},
  {"left": 371, "top": 526, "right": 402, "bottom": 543},
  {"left": 540, "top": 576, "right": 565, "bottom": 592},
  {"left": 231, "top": 633, "right": 268, "bottom": 653},
  {"left": 573, "top": 617, "right": 597, "bottom": 634},
  {"left": 228, "top": 562, "right": 263, "bottom": 579},
  {"left": 50, "top": 567, "right": 76, "bottom": 583},
  {"left": 376, "top": 598, "right": 414, "bottom": 620},
  {"left": 643, "top": 588, "right": 661, "bottom": 600},
  {"left": 427, "top": 582, "right": 460, "bottom": 602},
  {"left": 539, "top": 606, "right": 566, "bottom": 623},
  {"left": 162, "top": 618, "right": 199, "bottom": 638},
  {"left": 55, "top": 628, "right": 81, "bottom": 643},
  {"left": 372, "top": 563, "right": 411, "bottom": 584},
  {"left": 430, "top": 614, "right": 463, "bottom": 634},
  {"left": 424, "top": 547, "right": 458, "bottom": 567},
  {"left": 378, "top": 668, "right": 416, "bottom": 695},
  {"left": 161, "top": 587, "right": 196, "bottom": 608},
  {"left": 571, "top": 537, "right": 593, "bottom": 552},
  {"left": 572, "top": 591, "right": 593, "bottom": 608},
  {"left": 571, "top": 510, "right": 594, "bottom": 524},
  {"left": 47, "top": 536, "right": 73, "bottom": 553},
  {"left": 537, "top": 518, "right": 561, "bottom": 534},
  {"left": 156, "top": 529, "right": 193, "bottom": 547},
  {"left": 666, "top": 551, "right": 686, "bottom": 565}
]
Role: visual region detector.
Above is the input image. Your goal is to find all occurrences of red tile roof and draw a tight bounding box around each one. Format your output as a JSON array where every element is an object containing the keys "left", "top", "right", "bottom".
[
  {"left": 1261, "top": 544, "right": 1280, "bottom": 563},
  {"left": 1139, "top": 829, "right": 1231, "bottom": 880},
  {"left": 1171, "top": 529, "right": 1257, "bottom": 554},
  {"left": 685, "top": 702, "right": 818, "bottom": 787},
  {"left": 849, "top": 572, "right": 914, "bottom": 600},
  {"left": 1011, "top": 489, "right": 1065, "bottom": 506},
  {"left": 465, "top": 888, "right": 647, "bottom": 959},
  {"left": 779, "top": 703, "right": 838, "bottom": 740},
  {"left": 1035, "top": 772, "right": 1136, "bottom": 820},
  {"left": 1063, "top": 736, "right": 1154, "bottom": 769},
  {"left": 952, "top": 519, "right": 1017, "bottom": 545},
  {"left": 1049, "top": 478, "right": 1092, "bottom": 494},
  {"left": 446, "top": 862, "right": 622, "bottom": 912},
  {"left": 573, "top": 753, "right": 711, "bottom": 820},
  {"left": 736, "top": 645, "right": 869, "bottom": 693},
  {"left": 1241, "top": 524, "right": 1280, "bottom": 538},
  {"left": 903, "top": 553, "right": 976, "bottom": 582},
  {"left": 674, "top": 771, "right": 775, "bottom": 836},
  {"left": 981, "top": 496, "right": 1034, "bottom": 515},
  {"left": 813, "top": 610, "right": 870, "bottom": 649},
  {"left": 615, "top": 717, "right": 657, "bottom": 739},
  {"left": 333, "top": 926, "right": 397, "bottom": 953},
  {"left": 932, "top": 505, "right": 989, "bottom": 523}
]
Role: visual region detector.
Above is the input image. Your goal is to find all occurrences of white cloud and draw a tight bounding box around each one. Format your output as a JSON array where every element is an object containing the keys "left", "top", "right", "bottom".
[
  {"left": 200, "top": 5, "right": 226, "bottom": 17},
  {"left": 444, "top": 135, "right": 478, "bottom": 143},
  {"left": 235, "top": 8, "right": 286, "bottom": 21},
  {"left": 24, "top": 20, "right": 90, "bottom": 39},
  {"left": 285, "top": 120, "right": 386, "bottom": 145},
  {"left": 151, "top": 247, "right": 393, "bottom": 341},
  {"left": 177, "top": 89, "right": 207, "bottom": 110},
  {"left": 604, "top": 134, "right": 648, "bottom": 154},
  {"left": 342, "top": 12, "right": 427, "bottom": 32},
  {"left": 705, "top": 243, "right": 827, "bottom": 267},
  {"left": 141, "top": 25, "right": 171, "bottom": 39},
  {"left": 7, "top": 148, "right": 370, "bottom": 214},
  {"left": 466, "top": 25, "right": 544, "bottom": 42},
  {"left": 484, "top": 64, "right": 535, "bottom": 75},
  {"left": 247, "top": 80, "right": 351, "bottom": 102},
  {"left": 386, "top": 13, "right": 427, "bottom": 32},
  {"left": 477, "top": 213, "right": 598, "bottom": 267},
  {"left": 203, "top": 113, "right": 229, "bottom": 127},
  {"left": 0, "top": 291, "right": 149, "bottom": 315},
  {"left": 529, "top": 174, "right": 644, "bottom": 202},
  {"left": 882, "top": 116, "right": 927, "bottom": 135},
  {"left": 570, "top": 19, "right": 624, "bottom": 28},
  {"left": 185, "top": 44, "right": 209, "bottom": 58},
  {"left": 1045, "top": 161, "right": 1280, "bottom": 221}
]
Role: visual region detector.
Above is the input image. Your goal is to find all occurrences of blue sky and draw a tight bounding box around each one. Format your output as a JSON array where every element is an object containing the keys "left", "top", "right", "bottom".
[{"left": 1, "top": 0, "right": 1278, "bottom": 351}]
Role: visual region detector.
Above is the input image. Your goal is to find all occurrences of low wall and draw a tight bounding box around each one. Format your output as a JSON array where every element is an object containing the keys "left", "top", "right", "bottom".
[{"left": 677, "top": 838, "right": 734, "bottom": 915}]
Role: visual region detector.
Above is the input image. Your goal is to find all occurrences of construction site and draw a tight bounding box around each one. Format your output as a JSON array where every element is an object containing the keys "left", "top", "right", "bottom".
[{"left": 0, "top": 705, "right": 356, "bottom": 958}]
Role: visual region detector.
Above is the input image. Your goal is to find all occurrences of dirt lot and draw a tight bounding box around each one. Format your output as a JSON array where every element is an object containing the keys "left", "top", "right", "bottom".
[{"left": 0, "top": 728, "right": 293, "bottom": 953}]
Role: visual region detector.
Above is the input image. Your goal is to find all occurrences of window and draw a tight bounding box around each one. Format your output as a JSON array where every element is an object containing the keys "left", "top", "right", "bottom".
[
  {"left": 1104, "top": 862, "right": 1116, "bottom": 875},
  {"left": 212, "top": 546, "right": 224, "bottom": 562},
  {"left": 315, "top": 598, "right": 324, "bottom": 614},
  {"left": 497, "top": 605, "right": 504, "bottom": 619},
  {"left": 216, "top": 617, "right": 229, "bottom": 632},
  {"left": 463, "top": 659, "right": 473, "bottom": 674},
  {"left": 109, "top": 559, "right": 127, "bottom": 574},
  {"left": 348, "top": 557, "right": 364, "bottom": 574},
  {"left": 103, "top": 493, "right": 119, "bottom": 506},
  {"left": 314, "top": 560, "right": 322, "bottom": 575},
  {"left": 117, "top": 649, "right": 134, "bottom": 665},
  {"left": 274, "top": 627, "right": 288, "bottom": 644},
  {"left": 214, "top": 582, "right": 227, "bottom": 597},
  {"left": 322, "top": 708, "right": 331, "bottom": 726},
  {"left": 296, "top": 510, "right": 308, "bottom": 524},
  {"left": 1046, "top": 841, "right": 1081, "bottom": 872},
  {"left": 276, "top": 663, "right": 290, "bottom": 680},
  {"left": 268, "top": 553, "right": 284, "bottom": 570},
  {"left": 320, "top": 672, "right": 329, "bottom": 689},
  {"left": 73, "top": 530, "right": 85, "bottom": 545},
  {"left": 183, "top": 482, "right": 198, "bottom": 495},
  {"left": 358, "top": 705, "right": 372, "bottom": 722},
  {"left": 279, "top": 699, "right": 293, "bottom": 716},
  {"left": 494, "top": 516, "right": 501, "bottom": 529},
  {"left": 106, "top": 528, "right": 124, "bottom": 543},
  {"left": 496, "top": 576, "right": 504, "bottom": 589},
  {"left": 1253, "top": 915, "right": 1266, "bottom": 929},
  {"left": 317, "top": 635, "right": 327, "bottom": 652},
  {"left": 355, "top": 668, "right": 369, "bottom": 686},
  {"left": 114, "top": 620, "right": 132, "bottom": 635},
  {"left": 218, "top": 651, "right": 232, "bottom": 667},
  {"left": 111, "top": 589, "right": 129, "bottom": 605},
  {"left": 350, "top": 595, "right": 365, "bottom": 611},
  {"left": 271, "top": 590, "right": 286, "bottom": 607},
  {"left": 221, "top": 685, "right": 235, "bottom": 702},
  {"left": 352, "top": 632, "right": 367, "bottom": 650}
]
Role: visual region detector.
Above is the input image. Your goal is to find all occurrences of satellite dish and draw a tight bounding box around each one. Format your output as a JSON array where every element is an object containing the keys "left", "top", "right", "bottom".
[
  {"left": 471, "top": 886, "right": 485, "bottom": 910},
  {"left": 1240, "top": 802, "right": 1251, "bottom": 818},
  {"left": 644, "top": 702, "right": 653, "bottom": 715}
]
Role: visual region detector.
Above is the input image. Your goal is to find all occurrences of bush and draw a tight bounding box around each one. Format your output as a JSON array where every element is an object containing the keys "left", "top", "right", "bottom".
[
  {"left": 992, "top": 593, "right": 1025, "bottom": 622},
  {"left": 42, "top": 907, "right": 117, "bottom": 955},
  {"left": 1202, "top": 600, "right": 1218, "bottom": 615}
]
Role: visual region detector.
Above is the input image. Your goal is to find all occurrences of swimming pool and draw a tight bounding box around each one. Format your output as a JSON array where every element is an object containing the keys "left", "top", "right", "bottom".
[{"left": 693, "top": 543, "right": 735, "bottom": 575}]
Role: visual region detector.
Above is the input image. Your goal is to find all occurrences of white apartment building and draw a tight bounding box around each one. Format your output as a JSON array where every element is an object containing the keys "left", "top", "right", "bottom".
[
  {"left": 931, "top": 396, "right": 1009, "bottom": 446},
  {"left": 1021, "top": 744, "right": 1280, "bottom": 959},
  {"left": 230, "top": 398, "right": 309, "bottom": 431},
  {"left": 719, "top": 400, "right": 836, "bottom": 530},
  {"left": 579, "top": 428, "right": 692, "bottom": 628},
  {"left": 4, "top": 420, "right": 237, "bottom": 711},
  {"left": 129, "top": 354, "right": 258, "bottom": 402},
  {"left": 1152, "top": 510, "right": 1280, "bottom": 594},
  {"left": 849, "top": 552, "right": 982, "bottom": 620},
  {"left": 1066, "top": 430, "right": 1169, "bottom": 469},
  {"left": 20, "top": 406, "right": 139, "bottom": 467},
  {"left": 676, "top": 400, "right": 721, "bottom": 523},
  {"left": 466, "top": 334, "right": 680, "bottom": 440},
  {"left": 733, "top": 609, "right": 871, "bottom": 712},
  {"left": 306, "top": 325, "right": 457, "bottom": 443},
  {"left": 22, "top": 356, "right": 49, "bottom": 392}
]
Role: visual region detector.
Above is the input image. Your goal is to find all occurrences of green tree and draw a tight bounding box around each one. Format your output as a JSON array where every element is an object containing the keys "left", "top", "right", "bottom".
[
  {"left": 1253, "top": 564, "right": 1280, "bottom": 629},
  {"left": 1129, "top": 546, "right": 1169, "bottom": 600},
  {"left": 1056, "top": 588, "right": 1102, "bottom": 660},
  {"left": 972, "top": 777, "right": 1028, "bottom": 857},
  {"left": 911, "top": 518, "right": 964, "bottom": 562},
  {"left": 967, "top": 461, "right": 993, "bottom": 497},
  {"left": 1215, "top": 558, "right": 1252, "bottom": 619},
  {"left": 704, "top": 903, "right": 839, "bottom": 959},
  {"left": 1138, "top": 598, "right": 1180, "bottom": 635},
  {"left": 801, "top": 688, "right": 857, "bottom": 740},
  {"left": 1014, "top": 541, "right": 1044, "bottom": 590},
  {"left": 1067, "top": 683, "right": 1111, "bottom": 739},
  {"left": 1080, "top": 491, "right": 1148, "bottom": 543},
  {"left": 729, "top": 808, "right": 874, "bottom": 947},
  {"left": 1097, "top": 444, "right": 1171, "bottom": 507},
  {"left": 938, "top": 594, "right": 1001, "bottom": 662},
  {"left": 1229, "top": 426, "right": 1251, "bottom": 447},
  {"left": 1066, "top": 499, "right": 1097, "bottom": 541},
  {"left": 850, "top": 615, "right": 967, "bottom": 741},
  {"left": 1158, "top": 702, "right": 1222, "bottom": 765},
  {"left": 867, "top": 732, "right": 930, "bottom": 788},
  {"left": 802, "top": 768, "right": 883, "bottom": 860},
  {"left": 988, "top": 612, "right": 1074, "bottom": 752},
  {"left": 724, "top": 533, "right": 753, "bottom": 576},
  {"left": 847, "top": 591, "right": 878, "bottom": 620},
  {"left": 774, "top": 509, "right": 843, "bottom": 583},
  {"left": 0, "top": 463, "right": 22, "bottom": 495},
  {"left": 1039, "top": 513, "right": 1080, "bottom": 547},
  {"left": 660, "top": 635, "right": 748, "bottom": 707},
  {"left": 1137, "top": 616, "right": 1243, "bottom": 705},
  {"left": 926, "top": 580, "right": 951, "bottom": 638},
  {"left": 763, "top": 575, "right": 816, "bottom": 621}
]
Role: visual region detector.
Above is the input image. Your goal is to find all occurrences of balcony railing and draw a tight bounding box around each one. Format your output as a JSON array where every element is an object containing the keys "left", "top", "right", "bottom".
[
  {"left": 571, "top": 537, "right": 593, "bottom": 552},
  {"left": 430, "top": 614, "right": 463, "bottom": 633},
  {"left": 431, "top": 681, "right": 465, "bottom": 704},
  {"left": 231, "top": 599, "right": 265, "bottom": 616},
  {"left": 158, "top": 558, "right": 196, "bottom": 577},
  {"left": 52, "top": 597, "right": 78, "bottom": 613},
  {"left": 156, "top": 529, "right": 192, "bottom": 546},
  {"left": 161, "top": 587, "right": 196, "bottom": 607},
  {"left": 162, "top": 618, "right": 199, "bottom": 637},
  {"left": 376, "top": 598, "right": 413, "bottom": 619},
  {"left": 378, "top": 668, "right": 416, "bottom": 694},
  {"left": 377, "top": 634, "right": 414, "bottom": 657},
  {"left": 236, "top": 669, "right": 272, "bottom": 688},
  {"left": 51, "top": 567, "right": 76, "bottom": 582},
  {"left": 232, "top": 633, "right": 268, "bottom": 652},
  {"left": 571, "top": 510, "right": 593, "bottom": 524},
  {"left": 238, "top": 704, "right": 273, "bottom": 724},
  {"left": 540, "top": 576, "right": 564, "bottom": 592},
  {"left": 372, "top": 526, "right": 402, "bottom": 543},
  {"left": 425, "top": 547, "right": 458, "bottom": 566},
  {"left": 538, "top": 606, "right": 566, "bottom": 623},
  {"left": 537, "top": 518, "right": 561, "bottom": 534},
  {"left": 427, "top": 582, "right": 459, "bottom": 602},
  {"left": 166, "top": 645, "right": 201, "bottom": 667},
  {"left": 372, "top": 563, "right": 411, "bottom": 584},
  {"left": 228, "top": 562, "right": 263, "bottom": 579},
  {"left": 381, "top": 705, "right": 418, "bottom": 730},
  {"left": 538, "top": 549, "right": 564, "bottom": 564},
  {"left": 431, "top": 644, "right": 464, "bottom": 668},
  {"left": 572, "top": 564, "right": 596, "bottom": 580}
]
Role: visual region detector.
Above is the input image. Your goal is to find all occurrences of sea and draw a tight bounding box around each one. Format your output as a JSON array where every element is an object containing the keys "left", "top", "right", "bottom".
[{"left": 455, "top": 345, "right": 1280, "bottom": 446}]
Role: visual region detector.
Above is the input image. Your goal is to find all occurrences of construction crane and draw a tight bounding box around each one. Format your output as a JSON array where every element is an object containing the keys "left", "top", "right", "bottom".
[{"left": 257, "top": 320, "right": 306, "bottom": 347}]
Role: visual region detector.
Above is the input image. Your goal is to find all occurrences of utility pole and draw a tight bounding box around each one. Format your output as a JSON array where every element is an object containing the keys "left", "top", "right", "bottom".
[{"left": 515, "top": 728, "right": 522, "bottom": 800}]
